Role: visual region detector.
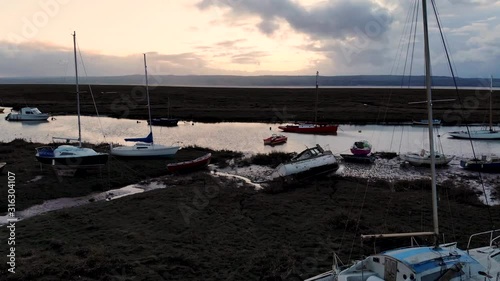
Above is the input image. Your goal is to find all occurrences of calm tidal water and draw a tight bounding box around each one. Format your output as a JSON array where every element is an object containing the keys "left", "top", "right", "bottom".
[{"left": 1, "top": 108, "right": 499, "bottom": 158}]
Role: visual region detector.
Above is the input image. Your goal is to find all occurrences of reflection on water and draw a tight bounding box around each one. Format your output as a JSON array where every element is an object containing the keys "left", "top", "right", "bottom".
[{"left": 1, "top": 109, "right": 499, "bottom": 158}]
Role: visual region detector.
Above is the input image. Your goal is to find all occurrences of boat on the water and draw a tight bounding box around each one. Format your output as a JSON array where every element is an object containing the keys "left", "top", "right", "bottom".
[
  {"left": 400, "top": 149, "right": 453, "bottom": 166},
  {"left": 307, "top": 1, "right": 498, "bottom": 280},
  {"left": 148, "top": 118, "right": 179, "bottom": 127},
  {"left": 340, "top": 154, "right": 376, "bottom": 164},
  {"left": 350, "top": 140, "right": 372, "bottom": 156},
  {"left": 460, "top": 155, "right": 500, "bottom": 173},
  {"left": 5, "top": 107, "right": 49, "bottom": 121},
  {"left": 35, "top": 32, "right": 108, "bottom": 167},
  {"left": 263, "top": 134, "right": 287, "bottom": 146},
  {"left": 167, "top": 153, "right": 211, "bottom": 173},
  {"left": 278, "top": 122, "right": 338, "bottom": 134},
  {"left": 110, "top": 54, "right": 180, "bottom": 158},
  {"left": 278, "top": 72, "right": 338, "bottom": 135},
  {"left": 449, "top": 76, "right": 500, "bottom": 139},
  {"left": 0, "top": 162, "right": 6, "bottom": 173},
  {"left": 412, "top": 119, "right": 441, "bottom": 126},
  {"left": 272, "top": 144, "right": 338, "bottom": 179}
]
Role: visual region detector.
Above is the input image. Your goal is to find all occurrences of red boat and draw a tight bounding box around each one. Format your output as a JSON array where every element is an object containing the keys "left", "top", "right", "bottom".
[
  {"left": 167, "top": 153, "right": 211, "bottom": 173},
  {"left": 263, "top": 134, "right": 288, "bottom": 146},
  {"left": 278, "top": 122, "right": 338, "bottom": 134}
]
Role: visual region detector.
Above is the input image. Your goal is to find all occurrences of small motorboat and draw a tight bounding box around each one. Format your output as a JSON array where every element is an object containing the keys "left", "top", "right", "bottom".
[
  {"left": 263, "top": 134, "right": 287, "bottom": 146},
  {"left": 350, "top": 140, "right": 372, "bottom": 156},
  {"left": 5, "top": 107, "right": 49, "bottom": 121},
  {"left": 460, "top": 155, "right": 500, "bottom": 173},
  {"left": 167, "top": 153, "right": 212, "bottom": 173}
]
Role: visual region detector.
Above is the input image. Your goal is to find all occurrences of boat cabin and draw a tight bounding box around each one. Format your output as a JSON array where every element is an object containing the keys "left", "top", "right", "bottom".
[{"left": 336, "top": 245, "right": 487, "bottom": 281}]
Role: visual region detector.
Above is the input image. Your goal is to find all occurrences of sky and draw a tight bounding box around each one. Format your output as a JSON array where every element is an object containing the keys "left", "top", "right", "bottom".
[{"left": 0, "top": 0, "right": 499, "bottom": 78}]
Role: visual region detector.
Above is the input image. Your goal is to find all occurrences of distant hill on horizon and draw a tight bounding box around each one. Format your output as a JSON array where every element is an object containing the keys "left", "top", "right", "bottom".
[{"left": 0, "top": 75, "right": 496, "bottom": 88}]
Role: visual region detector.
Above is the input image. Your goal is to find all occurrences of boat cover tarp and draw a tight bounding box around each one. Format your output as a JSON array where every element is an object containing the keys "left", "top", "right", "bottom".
[{"left": 125, "top": 132, "right": 153, "bottom": 143}]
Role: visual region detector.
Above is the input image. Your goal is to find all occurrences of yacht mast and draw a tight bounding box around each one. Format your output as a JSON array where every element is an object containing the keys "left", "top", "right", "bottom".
[
  {"left": 144, "top": 53, "right": 153, "bottom": 144},
  {"left": 422, "top": 0, "right": 439, "bottom": 245},
  {"left": 73, "top": 31, "right": 82, "bottom": 147},
  {"left": 314, "top": 71, "right": 319, "bottom": 123},
  {"left": 490, "top": 75, "right": 493, "bottom": 131}
]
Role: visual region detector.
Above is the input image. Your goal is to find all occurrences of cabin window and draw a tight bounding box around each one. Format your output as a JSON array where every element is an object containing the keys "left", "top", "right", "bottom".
[
  {"left": 372, "top": 257, "right": 380, "bottom": 263},
  {"left": 60, "top": 152, "right": 75, "bottom": 156},
  {"left": 409, "top": 274, "right": 414, "bottom": 280},
  {"left": 403, "top": 274, "right": 407, "bottom": 280},
  {"left": 26, "top": 111, "right": 32, "bottom": 114}
]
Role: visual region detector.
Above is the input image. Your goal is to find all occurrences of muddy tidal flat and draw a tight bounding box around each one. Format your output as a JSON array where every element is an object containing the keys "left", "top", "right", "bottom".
[
  {"left": 1, "top": 84, "right": 498, "bottom": 124},
  {"left": 0, "top": 84, "right": 500, "bottom": 280}
]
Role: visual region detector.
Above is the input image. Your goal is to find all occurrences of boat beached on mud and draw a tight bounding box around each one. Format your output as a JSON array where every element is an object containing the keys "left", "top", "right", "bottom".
[
  {"left": 272, "top": 144, "right": 338, "bottom": 180},
  {"left": 167, "top": 153, "right": 211, "bottom": 173}
]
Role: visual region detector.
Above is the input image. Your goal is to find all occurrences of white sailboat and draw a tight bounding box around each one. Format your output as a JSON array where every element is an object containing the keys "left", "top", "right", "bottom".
[
  {"left": 110, "top": 54, "right": 180, "bottom": 157},
  {"left": 449, "top": 76, "right": 500, "bottom": 139},
  {"left": 306, "top": 1, "right": 499, "bottom": 281},
  {"left": 35, "top": 32, "right": 108, "bottom": 166}
]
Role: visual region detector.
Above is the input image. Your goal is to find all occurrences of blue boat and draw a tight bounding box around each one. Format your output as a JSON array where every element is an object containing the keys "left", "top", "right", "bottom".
[
  {"left": 460, "top": 155, "right": 500, "bottom": 173},
  {"left": 412, "top": 119, "right": 441, "bottom": 126},
  {"left": 148, "top": 118, "right": 179, "bottom": 127}
]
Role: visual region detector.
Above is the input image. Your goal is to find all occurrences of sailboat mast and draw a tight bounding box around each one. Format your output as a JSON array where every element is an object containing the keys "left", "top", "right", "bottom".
[
  {"left": 422, "top": 0, "right": 439, "bottom": 243},
  {"left": 143, "top": 54, "right": 153, "bottom": 144},
  {"left": 73, "top": 31, "right": 82, "bottom": 147},
  {"left": 314, "top": 71, "right": 319, "bottom": 123},
  {"left": 490, "top": 75, "right": 493, "bottom": 131}
]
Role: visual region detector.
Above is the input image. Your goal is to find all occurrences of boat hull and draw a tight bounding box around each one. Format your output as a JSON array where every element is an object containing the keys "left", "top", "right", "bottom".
[
  {"left": 278, "top": 124, "right": 338, "bottom": 134},
  {"left": 110, "top": 144, "right": 180, "bottom": 158},
  {"left": 448, "top": 130, "right": 500, "bottom": 140},
  {"left": 273, "top": 153, "right": 338, "bottom": 179},
  {"left": 167, "top": 153, "right": 211, "bottom": 173},
  {"left": 340, "top": 154, "right": 376, "bottom": 164},
  {"left": 350, "top": 148, "right": 371, "bottom": 155},
  {"left": 148, "top": 118, "right": 179, "bottom": 127},
  {"left": 35, "top": 154, "right": 109, "bottom": 166},
  {"left": 263, "top": 135, "right": 287, "bottom": 146},
  {"left": 460, "top": 159, "right": 500, "bottom": 173},
  {"left": 412, "top": 119, "right": 441, "bottom": 126},
  {"left": 5, "top": 113, "right": 49, "bottom": 121},
  {"left": 400, "top": 153, "right": 454, "bottom": 166}
]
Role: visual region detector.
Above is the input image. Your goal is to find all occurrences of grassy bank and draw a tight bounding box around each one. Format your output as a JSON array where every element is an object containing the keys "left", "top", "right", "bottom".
[{"left": 0, "top": 140, "right": 238, "bottom": 211}]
